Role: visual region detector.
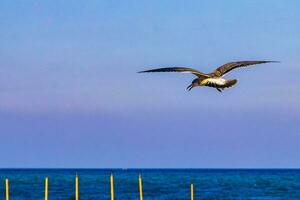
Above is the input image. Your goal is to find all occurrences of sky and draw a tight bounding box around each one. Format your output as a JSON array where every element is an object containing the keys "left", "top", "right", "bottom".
[{"left": 0, "top": 0, "right": 299, "bottom": 168}]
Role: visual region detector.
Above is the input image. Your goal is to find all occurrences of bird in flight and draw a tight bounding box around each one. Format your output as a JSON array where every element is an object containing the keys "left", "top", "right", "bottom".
[{"left": 139, "top": 61, "right": 278, "bottom": 92}]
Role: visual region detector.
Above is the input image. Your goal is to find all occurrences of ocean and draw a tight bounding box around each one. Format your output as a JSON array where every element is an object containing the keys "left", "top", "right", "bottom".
[{"left": 0, "top": 169, "right": 299, "bottom": 199}]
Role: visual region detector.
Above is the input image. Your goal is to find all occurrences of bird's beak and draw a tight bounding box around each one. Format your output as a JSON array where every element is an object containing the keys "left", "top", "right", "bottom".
[{"left": 186, "top": 84, "right": 194, "bottom": 91}]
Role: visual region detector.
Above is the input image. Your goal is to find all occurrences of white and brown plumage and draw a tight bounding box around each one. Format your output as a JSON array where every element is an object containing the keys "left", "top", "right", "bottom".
[{"left": 139, "top": 61, "right": 278, "bottom": 92}]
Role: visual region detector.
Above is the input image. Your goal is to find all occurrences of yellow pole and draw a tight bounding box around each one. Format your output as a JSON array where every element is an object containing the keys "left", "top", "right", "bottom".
[
  {"left": 110, "top": 174, "right": 114, "bottom": 200},
  {"left": 75, "top": 174, "right": 79, "bottom": 200},
  {"left": 5, "top": 178, "right": 9, "bottom": 200},
  {"left": 190, "top": 184, "right": 194, "bottom": 200},
  {"left": 45, "top": 177, "right": 48, "bottom": 200},
  {"left": 139, "top": 175, "right": 143, "bottom": 200}
]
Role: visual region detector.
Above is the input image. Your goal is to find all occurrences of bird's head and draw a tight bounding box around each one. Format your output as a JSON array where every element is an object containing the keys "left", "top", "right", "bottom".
[{"left": 186, "top": 78, "right": 200, "bottom": 91}]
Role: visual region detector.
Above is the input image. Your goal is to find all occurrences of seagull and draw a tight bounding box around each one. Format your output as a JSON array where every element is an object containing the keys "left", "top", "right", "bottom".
[{"left": 139, "top": 61, "right": 278, "bottom": 92}]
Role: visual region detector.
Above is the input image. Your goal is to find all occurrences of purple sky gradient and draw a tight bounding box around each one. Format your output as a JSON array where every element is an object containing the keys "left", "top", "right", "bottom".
[{"left": 0, "top": 0, "right": 299, "bottom": 167}]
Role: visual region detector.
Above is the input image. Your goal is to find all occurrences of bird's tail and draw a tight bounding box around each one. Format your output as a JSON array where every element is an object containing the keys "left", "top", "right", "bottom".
[{"left": 224, "top": 79, "right": 238, "bottom": 88}]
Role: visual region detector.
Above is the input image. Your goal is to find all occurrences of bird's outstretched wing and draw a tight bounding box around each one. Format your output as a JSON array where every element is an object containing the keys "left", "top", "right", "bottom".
[
  {"left": 212, "top": 61, "right": 279, "bottom": 77},
  {"left": 138, "top": 67, "right": 209, "bottom": 78}
]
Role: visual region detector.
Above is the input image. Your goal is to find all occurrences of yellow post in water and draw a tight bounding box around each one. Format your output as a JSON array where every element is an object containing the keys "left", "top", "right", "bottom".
[
  {"left": 139, "top": 175, "right": 143, "bottom": 200},
  {"left": 45, "top": 177, "right": 48, "bottom": 200},
  {"left": 75, "top": 174, "right": 79, "bottom": 200},
  {"left": 5, "top": 178, "right": 9, "bottom": 200},
  {"left": 110, "top": 174, "right": 114, "bottom": 200},
  {"left": 190, "top": 184, "right": 194, "bottom": 200}
]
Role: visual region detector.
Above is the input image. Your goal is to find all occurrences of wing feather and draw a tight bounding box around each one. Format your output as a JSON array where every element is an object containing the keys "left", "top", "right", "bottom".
[
  {"left": 138, "top": 67, "right": 209, "bottom": 78},
  {"left": 213, "top": 61, "right": 279, "bottom": 77}
]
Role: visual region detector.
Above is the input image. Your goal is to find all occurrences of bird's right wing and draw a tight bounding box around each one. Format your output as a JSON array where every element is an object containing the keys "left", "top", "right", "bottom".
[
  {"left": 212, "top": 61, "right": 279, "bottom": 77},
  {"left": 138, "top": 67, "right": 209, "bottom": 78}
]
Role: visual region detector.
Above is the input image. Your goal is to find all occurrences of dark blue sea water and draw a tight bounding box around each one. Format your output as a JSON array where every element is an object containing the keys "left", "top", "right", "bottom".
[{"left": 0, "top": 169, "right": 300, "bottom": 199}]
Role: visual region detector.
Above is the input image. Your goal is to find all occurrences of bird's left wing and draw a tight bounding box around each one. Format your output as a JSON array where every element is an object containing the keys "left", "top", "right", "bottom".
[
  {"left": 212, "top": 61, "right": 279, "bottom": 77},
  {"left": 138, "top": 67, "right": 209, "bottom": 78}
]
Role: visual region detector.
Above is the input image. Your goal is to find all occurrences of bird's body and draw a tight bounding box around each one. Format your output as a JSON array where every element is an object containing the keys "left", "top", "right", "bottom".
[
  {"left": 139, "top": 61, "right": 278, "bottom": 92},
  {"left": 198, "top": 78, "right": 237, "bottom": 91},
  {"left": 200, "top": 78, "right": 229, "bottom": 87},
  {"left": 187, "top": 77, "right": 238, "bottom": 92}
]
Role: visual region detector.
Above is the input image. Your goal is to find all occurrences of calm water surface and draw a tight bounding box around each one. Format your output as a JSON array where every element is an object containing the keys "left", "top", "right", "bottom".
[{"left": 0, "top": 169, "right": 299, "bottom": 199}]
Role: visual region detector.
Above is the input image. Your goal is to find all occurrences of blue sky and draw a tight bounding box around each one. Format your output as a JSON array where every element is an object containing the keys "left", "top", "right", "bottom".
[{"left": 0, "top": 0, "right": 299, "bottom": 168}]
